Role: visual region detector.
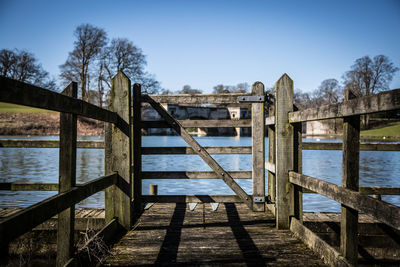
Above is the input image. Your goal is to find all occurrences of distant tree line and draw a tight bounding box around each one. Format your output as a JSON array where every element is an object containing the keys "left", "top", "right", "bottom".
[
  {"left": 161, "top": 82, "right": 250, "bottom": 95},
  {"left": 293, "top": 55, "right": 398, "bottom": 110}
]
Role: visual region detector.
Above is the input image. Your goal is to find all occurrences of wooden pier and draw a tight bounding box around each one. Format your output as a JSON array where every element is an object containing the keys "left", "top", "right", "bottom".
[{"left": 1, "top": 73, "right": 400, "bottom": 266}]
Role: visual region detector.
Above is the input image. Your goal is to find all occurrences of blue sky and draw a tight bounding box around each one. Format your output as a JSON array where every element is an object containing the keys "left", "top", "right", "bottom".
[{"left": 1, "top": 0, "right": 399, "bottom": 93}]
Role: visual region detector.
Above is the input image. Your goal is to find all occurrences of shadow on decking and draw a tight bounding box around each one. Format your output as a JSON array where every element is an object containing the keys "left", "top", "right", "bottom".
[{"left": 152, "top": 203, "right": 276, "bottom": 266}]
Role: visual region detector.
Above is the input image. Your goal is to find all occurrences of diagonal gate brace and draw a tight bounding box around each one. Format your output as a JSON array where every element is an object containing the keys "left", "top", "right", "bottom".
[{"left": 143, "top": 95, "right": 253, "bottom": 209}]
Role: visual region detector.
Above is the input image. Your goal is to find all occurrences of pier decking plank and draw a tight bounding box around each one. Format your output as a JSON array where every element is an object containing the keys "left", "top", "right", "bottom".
[{"left": 103, "top": 203, "right": 326, "bottom": 266}]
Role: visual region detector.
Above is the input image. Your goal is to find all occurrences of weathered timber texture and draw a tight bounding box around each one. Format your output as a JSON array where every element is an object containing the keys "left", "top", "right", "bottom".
[
  {"left": 132, "top": 84, "right": 142, "bottom": 217},
  {"left": 340, "top": 89, "right": 360, "bottom": 265},
  {"left": 0, "top": 174, "right": 117, "bottom": 245},
  {"left": 252, "top": 82, "right": 265, "bottom": 211},
  {"left": 142, "top": 146, "right": 252, "bottom": 154},
  {"left": 290, "top": 217, "right": 351, "bottom": 267},
  {"left": 0, "top": 76, "right": 129, "bottom": 136},
  {"left": 144, "top": 95, "right": 253, "bottom": 209},
  {"left": 141, "top": 195, "right": 244, "bottom": 203},
  {"left": 141, "top": 171, "right": 252, "bottom": 179},
  {"left": 267, "top": 106, "right": 276, "bottom": 201},
  {"left": 144, "top": 93, "right": 252, "bottom": 104},
  {"left": 291, "top": 109, "right": 303, "bottom": 221},
  {"left": 56, "top": 82, "right": 77, "bottom": 267},
  {"left": 275, "top": 74, "right": 294, "bottom": 229},
  {"left": 104, "top": 71, "right": 132, "bottom": 230},
  {"left": 289, "top": 88, "right": 400, "bottom": 122},
  {"left": 289, "top": 172, "right": 400, "bottom": 230},
  {"left": 301, "top": 142, "right": 400, "bottom": 151},
  {"left": 0, "top": 139, "right": 102, "bottom": 148},
  {"left": 2, "top": 139, "right": 399, "bottom": 151},
  {"left": 142, "top": 119, "right": 252, "bottom": 128},
  {"left": 103, "top": 203, "right": 326, "bottom": 266},
  {"left": 265, "top": 116, "right": 275, "bottom": 125}
]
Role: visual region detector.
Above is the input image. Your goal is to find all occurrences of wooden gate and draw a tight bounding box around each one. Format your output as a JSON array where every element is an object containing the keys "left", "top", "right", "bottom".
[{"left": 135, "top": 82, "right": 266, "bottom": 211}]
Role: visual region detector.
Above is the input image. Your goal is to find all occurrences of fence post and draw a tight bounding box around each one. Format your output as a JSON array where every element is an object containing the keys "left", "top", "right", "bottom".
[
  {"left": 267, "top": 106, "right": 276, "bottom": 208},
  {"left": 340, "top": 89, "right": 360, "bottom": 265},
  {"left": 251, "top": 82, "right": 265, "bottom": 212},
  {"left": 275, "top": 74, "right": 294, "bottom": 229},
  {"left": 56, "top": 82, "right": 77, "bottom": 267},
  {"left": 291, "top": 105, "right": 303, "bottom": 222},
  {"left": 132, "top": 83, "right": 142, "bottom": 218},
  {"left": 105, "top": 71, "right": 132, "bottom": 230}
]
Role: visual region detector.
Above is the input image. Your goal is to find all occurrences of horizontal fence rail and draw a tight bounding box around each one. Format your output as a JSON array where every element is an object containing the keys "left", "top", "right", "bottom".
[
  {"left": 141, "top": 195, "right": 243, "bottom": 203},
  {"left": 3, "top": 139, "right": 400, "bottom": 152},
  {"left": 289, "top": 88, "right": 400, "bottom": 122},
  {"left": 141, "top": 171, "right": 251, "bottom": 179},
  {"left": 0, "top": 139, "right": 104, "bottom": 148},
  {"left": 289, "top": 171, "right": 400, "bottom": 230},
  {"left": 0, "top": 173, "right": 118, "bottom": 244},
  {"left": 0, "top": 77, "right": 129, "bottom": 136},
  {"left": 142, "top": 119, "right": 251, "bottom": 128},
  {"left": 144, "top": 93, "right": 252, "bottom": 105}
]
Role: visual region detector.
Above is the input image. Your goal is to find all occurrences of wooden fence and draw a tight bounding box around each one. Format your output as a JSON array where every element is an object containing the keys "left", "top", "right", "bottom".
[
  {"left": 0, "top": 73, "right": 132, "bottom": 266},
  {"left": 266, "top": 74, "right": 400, "bottom": 266},
  {"left": 1, "top": 73, "right": 400, "bottom": 266}
]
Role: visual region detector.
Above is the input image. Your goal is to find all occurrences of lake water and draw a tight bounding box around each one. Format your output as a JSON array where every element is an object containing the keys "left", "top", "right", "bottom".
[{"left": 0, "top": 135, "right": 399, "bottom": 212}]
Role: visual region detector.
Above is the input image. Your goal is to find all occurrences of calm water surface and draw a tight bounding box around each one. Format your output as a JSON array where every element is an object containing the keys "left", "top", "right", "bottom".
[{"left": 0, "top": 136, "right": 399, "bottom": 212}]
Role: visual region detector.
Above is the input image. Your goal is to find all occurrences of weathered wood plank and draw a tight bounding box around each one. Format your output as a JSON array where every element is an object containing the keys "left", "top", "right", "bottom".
[
  {"left": 340, "top": 89, "right": 360, "bottom": 265},
  {"left": 104, "top": 71, "right": 132, "bottom": 230},
  {"left": 301, "top": 142, "right": 400, "bottom": 151},
  {"left": 292, "top": 109, "right": 303, "bottom": 222},
  {"left": 252, "top": 82, "right": 265, "bottom": 211},
  {"left": 289, "top": 88, "right": 400, "bottom": 122},
  {"left": 141, "top": 171, "right": 251, "bottom": 179},
  {"left": 143, "top": 95, "right": 253, "bottom": 209},
  {"left": 142, "top": 146, "right": 252, "bottom": 154},
  {"left": 267, "top": 106, "right": 276, "bottom": 203},
  {"left": 132, "top": 84, "right": 142, "bottom": 216},
  {"left": 0, "top": 182, "right": 59, "bottom": 191},
  {"left": 289, "top": 172, "right": 400, "bottom": 230},
  {"left": 0, "top": 76, "right": 129, "bottom": 136},
  {"left": 145, "top": 93, "right": 252, "bottom": 104},
  {"left": 300, "top": 186, "right": 400, "bottom": 195},
  {"left": 290, "top": 217, "right": 351, "bottom": 267},
  {"left": 0, "top": 174, "right": 117, "bottom": 244},
  {"left": 265, "top": 116, "right": 275, "bottom": 125},
  {"left": 56, "top": 82, "right": 77, "bottom": 267},
  {"left": 141, "top": 119, "right": 251, "bottom": 128},
  {"left": 2, "top": 139, "right": 399, "bottom": 151},
  {"left": 0, "top": 139, "right": 104, "bottom": 148},
  {"left": 141, "top": 195, "right": 244, "bottom": 203},
  {"left": 358, "top": 187, "right": 400, "bottom": 195},
  {"left": 265, "top": 162, "right": 275, "bottom": 174},
  {"left": 275, "top": 74, "right": 294, "bottom": 229}
]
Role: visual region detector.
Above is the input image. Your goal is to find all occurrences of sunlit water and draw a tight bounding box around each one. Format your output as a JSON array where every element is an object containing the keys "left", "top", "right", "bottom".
[{"left": 0, "top": 136, "right": 399, "bottom": 212}]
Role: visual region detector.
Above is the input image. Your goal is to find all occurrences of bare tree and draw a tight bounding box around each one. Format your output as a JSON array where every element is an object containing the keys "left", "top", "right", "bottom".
[
  {"left": 343, "top": 55, "right": 398, "bottom": 128},
  {"left": 0, "top": 48, "right": 56, "bottom": 90},
  {"left": 179, "top": 85, "right": 202, "bottom": 94},
  {"left": 315, "top": 79, "right": 342, "bottom": 105},
  {"left": 60, "top": 24, "right": 108, "bottom": 102},
  {"left": 233, "top": 82, "right": 249, "bottom": 93},
  {"left": 343, "top": 55, "right": 398, "bottom": 97},
  {"left": 96, "top": 38, "right": 161, "bottom": 97}
]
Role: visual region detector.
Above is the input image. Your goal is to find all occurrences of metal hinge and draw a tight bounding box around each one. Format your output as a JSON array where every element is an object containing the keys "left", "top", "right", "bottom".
[
  {"left": 238, "top": 95, "right": 265, "bottom": 103},
  {"left": 253, "top": 196, "right": 265, "bottom": 203}
]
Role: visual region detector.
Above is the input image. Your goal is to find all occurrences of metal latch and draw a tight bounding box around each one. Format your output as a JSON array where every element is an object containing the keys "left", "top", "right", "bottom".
[
  {"left": 253, "top": 196, "right": 265, "bottom": 203},
  {"left": 238, "top": 95, "right": 265, "bottom": 103}
]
